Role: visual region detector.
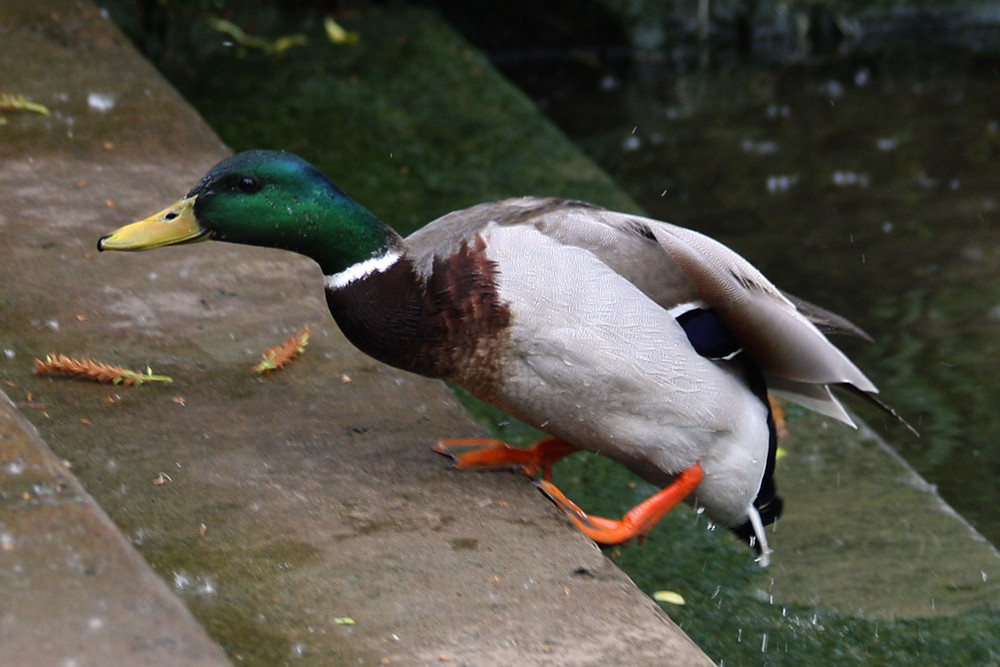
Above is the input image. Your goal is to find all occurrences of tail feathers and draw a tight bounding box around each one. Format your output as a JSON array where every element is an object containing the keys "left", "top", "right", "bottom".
[
  {"left": 782, "top": 291, "right": 874, "bottom": 342},
  {"left": 837, "top": 383, "right": 920, "bottom": 437},
  {"left": 766, "top": 376, "right": 856, "bottom": 427}
]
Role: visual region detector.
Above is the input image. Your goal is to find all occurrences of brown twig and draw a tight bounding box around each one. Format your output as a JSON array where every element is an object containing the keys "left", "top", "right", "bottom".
[
  {"left": 34, "top": 353, "right": 172, "bottom": 386},
  {"left": 254, "top": 327, "right": 312, "bottom": 374}
]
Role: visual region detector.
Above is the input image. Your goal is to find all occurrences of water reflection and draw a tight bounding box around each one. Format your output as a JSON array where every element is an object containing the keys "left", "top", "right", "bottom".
[{"left": 506, "top": 56, "right": 1000, "bottom": 546}]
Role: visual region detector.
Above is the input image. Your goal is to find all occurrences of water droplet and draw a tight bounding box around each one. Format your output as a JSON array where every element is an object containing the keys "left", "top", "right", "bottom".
[
  {"left": 172, "top": 570, "right": 216, "bottom": 596},
  {"left": 820, "top": 79, "right": 845, "bottom": 98},
  {"left": 765, "top": 104, "right": 790, "bottom": 119},
  {"left": 172, "top": 571, "right": 190, "bottom": 590},
  {"left": 621, "top": 135, "right": 641, "bottom": 152},
  {"left": 740, "top": 139, "right": 778, "bottom": 155},
  {"left": 876, "top": 137, "right": 899, "bottom": 151},
  {"left": 832, "top": 170, "right": 870, "bottom": 188},
  {"left": 766, "top": 174, "right": 798, "bottom": 194},
  {"left": 87, "top": 93, "right": 116, "bottom": 113},
  {"left": 196, "top": 576, "right": 217, "bottom": 596}
]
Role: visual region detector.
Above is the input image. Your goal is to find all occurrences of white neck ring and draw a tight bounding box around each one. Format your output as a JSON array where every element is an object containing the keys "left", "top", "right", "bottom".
[{"left": 324, "top": 250, "right": 402, "bottom": 290}]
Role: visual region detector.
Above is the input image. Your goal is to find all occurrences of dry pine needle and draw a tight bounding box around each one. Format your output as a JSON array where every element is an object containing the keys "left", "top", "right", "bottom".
[
  {"left": 254, "top": 327, "right": 312, "bottom": 373},
  {"left": 34, "top": 353, "right": 172, "bottom": 386}
]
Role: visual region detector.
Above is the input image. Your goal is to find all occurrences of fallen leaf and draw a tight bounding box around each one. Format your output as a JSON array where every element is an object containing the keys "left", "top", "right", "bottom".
[
  {"left": 653, "top": 590, "right": 686, "bottom": 606},
  {"left": 35, "top": 353, "right": 172, "bottom": 386},
  {"left": 254, "top": 327, "right": 311, "bottom": 374}
]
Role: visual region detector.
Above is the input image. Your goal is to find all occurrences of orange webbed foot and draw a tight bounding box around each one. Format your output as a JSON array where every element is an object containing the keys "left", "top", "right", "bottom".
[
  {"left": 433, "top": 437, "right": 577, "bottom": 480},
  {"left": 537, "top": 463, "right": 705, "bottom": 544}
]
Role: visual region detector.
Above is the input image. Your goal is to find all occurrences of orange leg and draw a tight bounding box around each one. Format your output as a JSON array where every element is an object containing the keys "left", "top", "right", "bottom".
[
  {"left": 433, "top": 437, "right": 577, "bottom": 481},
  {"left": 768, "top": 394, "right": 788, "bottom": 439},
  {"left": 537, "top": 463, "right": 705, "bottom": 544}
]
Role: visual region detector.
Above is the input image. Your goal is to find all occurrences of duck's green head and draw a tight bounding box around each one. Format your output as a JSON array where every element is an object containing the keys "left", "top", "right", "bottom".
[{"left": 98, "top": 150, "right": 398, "bottom": 274}]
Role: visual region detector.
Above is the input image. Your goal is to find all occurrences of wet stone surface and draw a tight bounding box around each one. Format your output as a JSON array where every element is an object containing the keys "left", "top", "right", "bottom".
[
  {"left": 0, "top": 2, "right": 711, "bottom": 665},
  {"left": 767, "top": 413, "right": 1000, "bottom": 619},
  {"left": 5, "top": 0, "right": 1000, "bottom": 665},
  {"left": 0, "top": 391, "right": 231, "bottom": 666}
]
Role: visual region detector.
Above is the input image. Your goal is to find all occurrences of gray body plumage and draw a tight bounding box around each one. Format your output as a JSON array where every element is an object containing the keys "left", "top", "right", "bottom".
[{"left": 403, "top": 197, "right": 878, "bottom": 533}]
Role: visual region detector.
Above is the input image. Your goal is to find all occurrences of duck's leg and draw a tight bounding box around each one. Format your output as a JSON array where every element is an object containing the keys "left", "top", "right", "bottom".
[
  {"left": 433, "top": 437, "right": 577, "bottom": 481},
  {"left": 537, "top": 463, "right": 705, "bottom": 544},
  {"left": 768, "top": 395, "right": 789, "bottom": 439}
]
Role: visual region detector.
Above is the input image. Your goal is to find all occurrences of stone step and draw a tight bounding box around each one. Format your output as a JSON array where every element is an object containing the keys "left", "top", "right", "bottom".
[{"left": 0, "top": 2, "right": 712, "bottom": 664}]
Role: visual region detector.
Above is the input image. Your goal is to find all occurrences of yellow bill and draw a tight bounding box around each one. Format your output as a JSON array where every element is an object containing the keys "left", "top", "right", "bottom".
[{"left": 98, "top": 196, "right": 206, "bottom": 251}]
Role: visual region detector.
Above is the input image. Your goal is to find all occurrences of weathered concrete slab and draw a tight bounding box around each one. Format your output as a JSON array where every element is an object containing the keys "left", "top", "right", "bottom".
[
  {"left": 0, "top": 2, "right": 712, "bottom": 665},
  {"left": 0, "top": 394, "right": 232, "bottom": 666}
]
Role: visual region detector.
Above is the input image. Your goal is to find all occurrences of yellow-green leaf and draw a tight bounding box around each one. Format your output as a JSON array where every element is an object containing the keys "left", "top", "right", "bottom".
[
  {"left": 653, "top": 590, "right": 686, "bottom": 605},
  {"left": 324, "top": 16, "right": 359, "bottom": 45}
]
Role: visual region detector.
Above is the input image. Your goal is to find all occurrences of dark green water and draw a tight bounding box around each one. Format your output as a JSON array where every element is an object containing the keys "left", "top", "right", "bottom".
[{"left": 99, "top": 2, "right": 1000, "bottom": 664}]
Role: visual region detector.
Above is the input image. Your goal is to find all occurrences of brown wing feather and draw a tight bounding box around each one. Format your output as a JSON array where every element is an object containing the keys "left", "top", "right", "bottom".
[
  {"left": 649, "top": 224, "right": 878, "bottom": 393},
  {"left": 780, "top": 291, "right": 873, "bottom": 341},
  {"left": 403, "top": 197, "right": 900, "bottom": 429}
]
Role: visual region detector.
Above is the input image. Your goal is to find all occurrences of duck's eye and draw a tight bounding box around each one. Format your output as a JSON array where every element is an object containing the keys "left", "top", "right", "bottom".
[{"left": 236, "top": 176, "right": 261, "bottom": 194}]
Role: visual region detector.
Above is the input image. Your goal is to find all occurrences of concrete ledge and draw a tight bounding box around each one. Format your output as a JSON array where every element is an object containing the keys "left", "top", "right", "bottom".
[
  {"left": 0, "top": 2, "right": 712, "bottom": 664},
  {"left": 0, "top": 392, "right": 231, "bottom": 666}
]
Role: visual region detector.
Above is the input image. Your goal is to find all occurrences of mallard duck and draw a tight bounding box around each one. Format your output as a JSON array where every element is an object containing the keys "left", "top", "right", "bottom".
[{"left": 99, "top": 150, "right": 907, "bottom": 564}]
